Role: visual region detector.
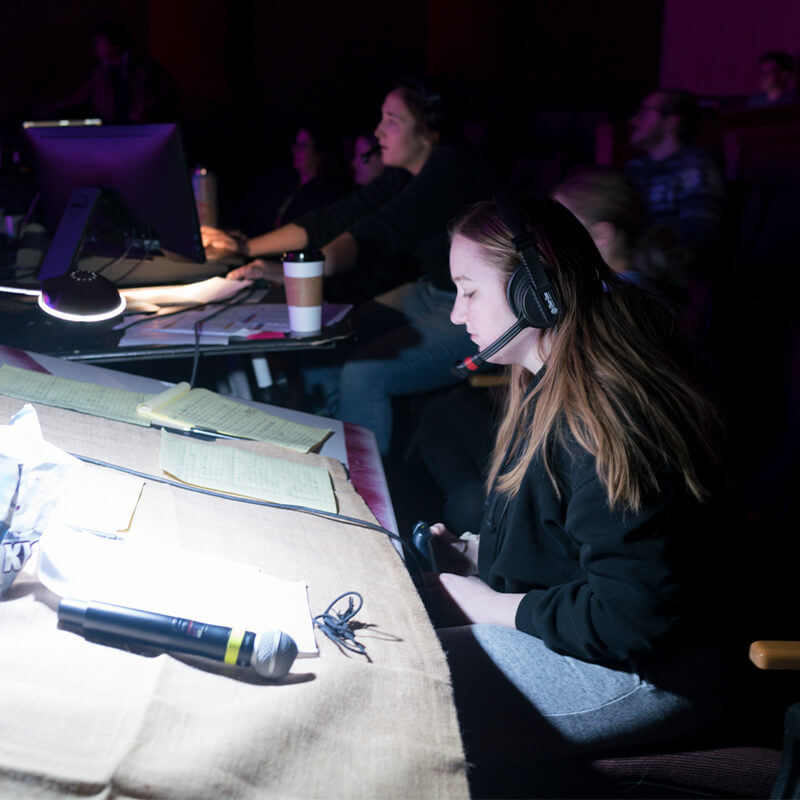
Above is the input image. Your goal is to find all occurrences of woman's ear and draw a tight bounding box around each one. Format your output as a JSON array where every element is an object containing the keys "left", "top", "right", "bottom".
[{"left": 423, "top": 129, "right": 441, "bottom": 149}]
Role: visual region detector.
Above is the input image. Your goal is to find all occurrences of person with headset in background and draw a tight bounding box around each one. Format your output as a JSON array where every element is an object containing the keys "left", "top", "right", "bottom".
[
  {"left": 350, "top": 132, "right": 384, "bottom": 187},
  {"left": 426, "top": 195, "right": 741, "bottom": 795},
  {"left": 202, "top": 79, "right": 494, "bottom": 456}
]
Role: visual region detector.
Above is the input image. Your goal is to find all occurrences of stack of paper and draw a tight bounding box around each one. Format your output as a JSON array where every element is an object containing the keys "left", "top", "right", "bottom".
[
  {"left": 38, "top": 526, "right": 318, "bottom": 655},
  {"left": 0, "top": 365, "right": 149, "bottom": 426},
  {"left": 0, "top": 367, "right": 331, "bottom": 453},
  {"left": 138, "top": 382, "right": 330, "bottom": 452},
  {"left": 116, "top": 303, "right": 352, "bottom": 347}
]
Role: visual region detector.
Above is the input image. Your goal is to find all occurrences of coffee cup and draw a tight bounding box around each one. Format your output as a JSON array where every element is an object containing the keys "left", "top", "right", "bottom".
[{"left": 282, "top": 249, "right": 324, "bottom": 334}]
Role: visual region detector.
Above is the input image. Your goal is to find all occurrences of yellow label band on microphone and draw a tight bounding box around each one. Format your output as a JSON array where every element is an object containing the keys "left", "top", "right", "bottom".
[{"left": 224, "top": 628, "right": 246, "bottom": 665}]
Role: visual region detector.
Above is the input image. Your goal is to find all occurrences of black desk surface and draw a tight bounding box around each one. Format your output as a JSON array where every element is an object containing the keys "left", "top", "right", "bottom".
[
  {"left": 1, "top": 230, "right": 352, "bottom": 364},
  {"left": 0, "top": 294, "right": 353, "bottom": 364}
]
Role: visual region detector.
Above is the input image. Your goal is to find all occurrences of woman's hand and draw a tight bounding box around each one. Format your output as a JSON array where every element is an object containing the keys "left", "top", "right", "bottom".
[
  {"left": 437, "top": 573, "right": 523, "bottom": 627},
  {"left": 429, "top": 523, "right": 479, "bottom": 576},
  {"left": 226, "top": 259, "right": 284, "bottom": 283},
  {"left": 201, "top": 225, "right": 245, "bottom": 254}
]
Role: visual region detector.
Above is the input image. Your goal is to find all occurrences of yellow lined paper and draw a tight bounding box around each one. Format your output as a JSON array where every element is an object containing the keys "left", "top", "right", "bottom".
[
  {"left": 138, "top": 382, "right": 330, "bottom": 452},
  {"left": 0, "top": 365, "right": 150, "bottom": 426},
  {"left": 159, "top": 429, "right": 336, "bottom": 513}
]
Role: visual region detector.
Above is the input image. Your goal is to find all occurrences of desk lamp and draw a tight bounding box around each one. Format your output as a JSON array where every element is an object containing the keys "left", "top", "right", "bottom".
[{"left": 37, "top": 270, "right": 125, "bottom": 322}]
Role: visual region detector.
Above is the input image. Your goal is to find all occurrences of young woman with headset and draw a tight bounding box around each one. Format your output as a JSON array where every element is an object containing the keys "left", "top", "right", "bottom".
[
  {"left": 203, "top": 80, "right": 494, "bottom": 455},
  {"left": 429, "top": 195, "right": 741, "bottom": 794}
]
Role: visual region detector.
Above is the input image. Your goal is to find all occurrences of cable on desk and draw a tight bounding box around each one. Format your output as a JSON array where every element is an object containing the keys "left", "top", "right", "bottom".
[
  {"left": 70, "top": 451, "right": 398, "bottom": 539},
  {"left": 117, "top": 284, "right": 255, "bottom": 333},
  {"left": 313, "top": 592, "right": 369, "bottom": 659},
  {"left": 95, "top": 233, "right": 164, "bottom": 283},
  {"left": 3, "top": 265, "right": 41, "bottom": 281},
  {"left": 114, "top": 283, "right": 257, "bottom": 385},
  {"left": 189, "top": 284, "right": 257, "bottom": 387},
  {"left": 69, "top": 450, "right": 432, "bottom": 600},
  {"left": 17, "top": 191, "right": 40, "bottom": 235},
  {"left": 93, "top": 241, "right": 134, "bottom": 277},
  {"left": 99, "top": 255, "right": 144, "bottom": 286}
]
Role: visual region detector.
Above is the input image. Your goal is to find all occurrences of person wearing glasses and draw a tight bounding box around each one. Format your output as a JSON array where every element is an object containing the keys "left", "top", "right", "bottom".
[
  {"left": 625, "top": 89, "right": 723, "bottom": 276},
  {"left": 350, "top": 133, "right": 384, "bottom": 187}
]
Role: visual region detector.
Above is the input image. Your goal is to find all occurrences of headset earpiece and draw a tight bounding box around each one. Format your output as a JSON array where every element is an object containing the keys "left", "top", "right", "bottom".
[
  {"left": 495, "top": 193, "right": 561, "bottom": 329},
  {"left": 506, "top": 265, "right": 550, "bottom": 329}
]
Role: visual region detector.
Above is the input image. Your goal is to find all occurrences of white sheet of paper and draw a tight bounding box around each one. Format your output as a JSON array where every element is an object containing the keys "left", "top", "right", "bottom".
[
  {"left": 56, "top": 464, "right": 143, "bottom": 535},
  {"left": 38, "top": 525, "right": 318, "bottom": 656},
  {"left": 117, "top": 326, "right": 230, "bottom": 347},
  {"left": 116, "top": 302, "right": 353, "bottom": 347}
]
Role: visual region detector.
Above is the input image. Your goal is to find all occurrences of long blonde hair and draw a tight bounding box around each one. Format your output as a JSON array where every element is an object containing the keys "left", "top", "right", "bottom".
[{"left": 452, "top": 198, "right": 722, "bottom": 512}]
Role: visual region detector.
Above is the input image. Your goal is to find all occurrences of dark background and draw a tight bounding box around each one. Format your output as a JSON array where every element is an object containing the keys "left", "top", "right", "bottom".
[
  {"left": 1, "top": 0, "right": 797, "bottom": 236},
  {"left": 0, "top": 0, "right": 666, "bottom": 219}
]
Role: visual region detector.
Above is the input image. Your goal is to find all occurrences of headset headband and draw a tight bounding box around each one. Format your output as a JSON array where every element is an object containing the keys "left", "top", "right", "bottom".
[
  {"left": 495, "top": 193, "right": 560, "bottom": 326},
  {"left": 395, "top": 77, "right": 443, "bottom": 129}
]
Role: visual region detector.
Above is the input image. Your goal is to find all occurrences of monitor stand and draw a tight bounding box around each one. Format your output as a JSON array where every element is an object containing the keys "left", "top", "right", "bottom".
[
  {"left": 37, "top": 186, "right": 102, "bottom": 281},
  {"left": 37, "top": 186, "right": 243, "bottom": 287}
]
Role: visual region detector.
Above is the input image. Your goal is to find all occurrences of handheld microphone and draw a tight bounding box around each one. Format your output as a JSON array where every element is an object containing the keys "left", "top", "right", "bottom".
[
  {"left": 451, "top": 319, "right": 527, "bottom": 378},
  {"left": 58, "top": 598, "right": 298, "bottom": 680}
]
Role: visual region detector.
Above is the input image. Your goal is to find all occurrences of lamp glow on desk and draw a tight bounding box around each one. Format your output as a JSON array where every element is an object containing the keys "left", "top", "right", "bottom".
[
  {"left": 0, "top": 273, "right": 126, "bottom": 323},
  {"left": 38, "top": 270, "right": 126, "bottom": 322}
]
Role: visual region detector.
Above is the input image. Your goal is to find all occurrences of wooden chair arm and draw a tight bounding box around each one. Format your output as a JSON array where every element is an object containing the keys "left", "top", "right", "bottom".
[{"left": 750, "top": 641, "right": 800, "bottom": 670}]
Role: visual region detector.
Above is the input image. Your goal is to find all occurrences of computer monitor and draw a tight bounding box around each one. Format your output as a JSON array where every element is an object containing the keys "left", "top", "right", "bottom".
[{"left": 23, "top": 123, "right": 208, "bottom": 285}]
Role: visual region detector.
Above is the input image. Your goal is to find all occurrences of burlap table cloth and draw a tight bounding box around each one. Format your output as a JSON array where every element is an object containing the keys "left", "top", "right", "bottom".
[{"left": 0, "top": 396, "right": 469, "bottom": 799}]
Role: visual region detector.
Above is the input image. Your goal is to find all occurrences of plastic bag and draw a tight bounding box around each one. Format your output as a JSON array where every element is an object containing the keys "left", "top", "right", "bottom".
[{"left": 0, "top": 404, "right": 79, "bottom": 598}]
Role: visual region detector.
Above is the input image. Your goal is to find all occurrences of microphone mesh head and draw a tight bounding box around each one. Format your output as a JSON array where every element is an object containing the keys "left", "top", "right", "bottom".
[{"left": 252, "top": 630, "right": 298, "bottom": 679}]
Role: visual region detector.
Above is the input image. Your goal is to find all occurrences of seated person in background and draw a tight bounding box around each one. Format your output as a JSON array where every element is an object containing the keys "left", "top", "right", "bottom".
[
  {"left": 350, "top": 133, "right": 384, "bottom": 186},
  {"left": 37, "top": 24, "right": 177, "bottom": 124},
  {"left": 226, "top": 124, "right": 353, "bottom": 238},
  {"left": 552, "top": 167, "right": 656, "bottom": 292},
  {"left": 747, "top": 50, "right": 797, "bottom": 109},
  {"left": 429, "top": 196, "right": 739, "bottom": 794},
  {"left": 203, "top": 79, "right": 494, "bottom": 456},
  {"left": 625, "top": 89, "right": 724, "bottom": 281}
]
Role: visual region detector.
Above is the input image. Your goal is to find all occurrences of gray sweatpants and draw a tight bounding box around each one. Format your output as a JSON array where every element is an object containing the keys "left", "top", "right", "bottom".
[{"left": 439, "top": 624, "right": 738, "bottom": 793}]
